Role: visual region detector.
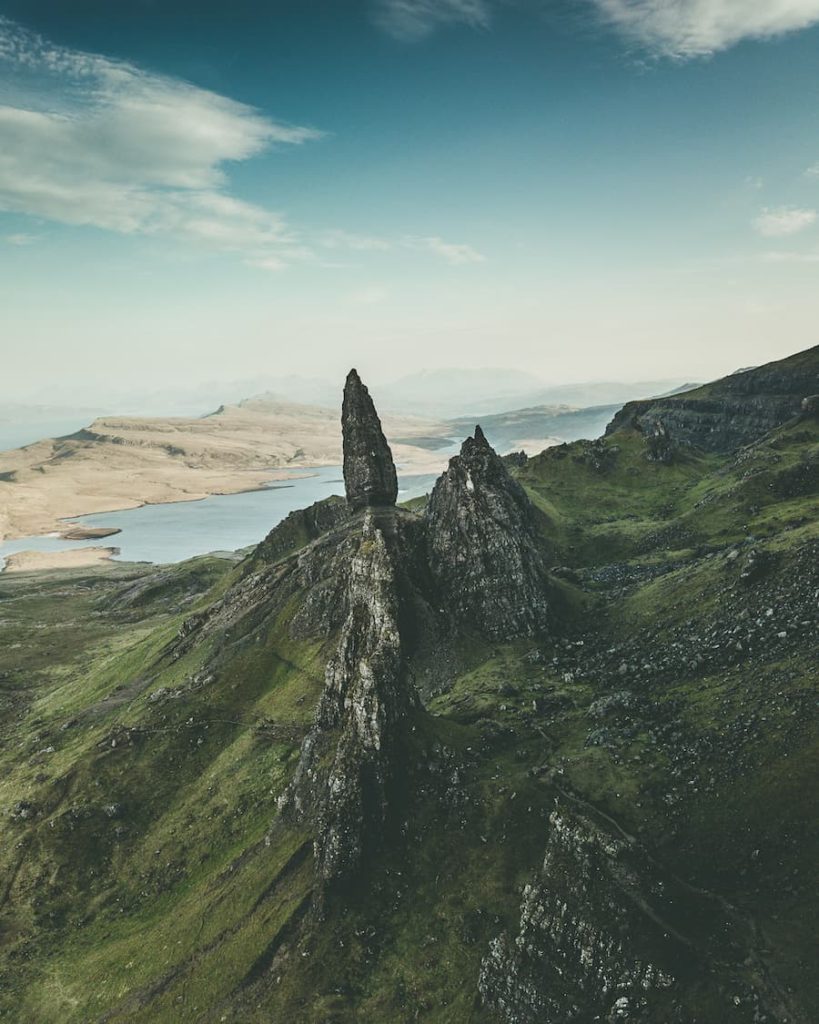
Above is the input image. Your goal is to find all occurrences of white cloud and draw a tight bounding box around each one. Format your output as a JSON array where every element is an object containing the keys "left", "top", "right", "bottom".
[
  {"left": 4, "top": 231, "right": 39, "bottom": 245},
  {"left": 592, "top": 0, "right": 819, "bottom": 58},
  {"left": 805, "top": 162, "right": 819, "bottom": 177},
  {"left": 317, "top": 229, "right": 485, "bottom": 265},
  {"left": 320, "top": 229, "right": 392, "bottom": 251},
  {"left": 753, "top": 206, "right": 817, "bottom": 237},
  {"left": 374, "top": 0, "right": 492, "bottom": 41},
  {"left": 412, "top": 235, "right": 486, "bottom": 264},
  {"left": 0, "top": 18, "right": 320, "bottom": 266},
  {"left": 760, "top": 248, "right": 819, "bottom": 263},
  {"left": 0, "top": 18, "right": 490, "bottom": 272}
]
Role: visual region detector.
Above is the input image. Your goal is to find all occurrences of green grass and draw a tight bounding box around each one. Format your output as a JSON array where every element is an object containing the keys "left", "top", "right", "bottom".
[{"left": 0, "top": 412, "right": 816, "bottom": 1022}]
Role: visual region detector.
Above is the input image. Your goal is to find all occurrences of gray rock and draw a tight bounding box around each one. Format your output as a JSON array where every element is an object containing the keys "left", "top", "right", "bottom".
[
  {"left": 426, "top": 426, "right": 549, "bottom": 639},
  {"left": 342, "top": 369, "right": 398, "bottom": 509},
  {"left": 279, "top": 510, "right": 419, "bottom": 893}
]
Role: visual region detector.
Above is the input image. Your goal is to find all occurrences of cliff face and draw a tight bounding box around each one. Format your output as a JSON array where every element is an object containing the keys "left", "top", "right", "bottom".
[
  {"left": 426, "top": 426, "right": 550, "bottom": 639},
  {"left": 479, "top": 805, "right": 678, "bottom": 1023},
  {"left": 341, "top": 369, "right": 399, "bottom": 509},
  {"left": 478, "top": 802, "right": 778, "bottom": 1024},
  {"left": 277, "top": 395, "right": 553, "bottom": 896},
  {"left": 281, "top": 510, "right": 419, "bottom": 889},
  {"left": 606, "top": 345, "right": 819, "bottom": 452}
]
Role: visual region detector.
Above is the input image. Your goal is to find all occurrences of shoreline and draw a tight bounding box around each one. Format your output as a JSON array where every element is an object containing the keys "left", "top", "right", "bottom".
[
  {"left": 0, "top": 465, "right": 333, "bottom": 545},
  {"left": 2, "top": 546, "right": 120, "bottom": 574}
]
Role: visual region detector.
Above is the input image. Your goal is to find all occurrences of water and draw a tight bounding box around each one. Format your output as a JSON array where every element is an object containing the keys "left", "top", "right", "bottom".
[
  {"left": 0, "top": 418, "right": 94, "bottom": 452},
  {"left": 0, "top": 466, "right": 441, "bottom": 569}
]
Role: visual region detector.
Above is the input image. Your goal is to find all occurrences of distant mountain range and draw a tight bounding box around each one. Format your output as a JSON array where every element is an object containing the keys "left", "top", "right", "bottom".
[{"left": 244, "top": 370, "right": 699, "bottom": 419}]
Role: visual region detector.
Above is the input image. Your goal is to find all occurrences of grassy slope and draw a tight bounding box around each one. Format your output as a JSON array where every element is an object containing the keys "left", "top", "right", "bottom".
[{"left": 0, "top": 415, "right": 816, "bottom": 1022}]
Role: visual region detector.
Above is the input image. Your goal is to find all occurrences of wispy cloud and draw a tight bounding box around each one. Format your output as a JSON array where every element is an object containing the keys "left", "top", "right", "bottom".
[
  {"left": 374, "top": 1, "right": 819, "bottom": 54},
  {"left": 0, "top": 17, "right": 320, "bottom": 267},
  {"left": 4, "top": 231, "right": 39, "bottom": 245},
  {"left": 753, "top": 206, "right": 817, "bottom": 237},
  {"left": 805, "top": 162, "right": 819, "bottom": 177},
  {"left": 374, "top": 0, "right": 492, "bottom": 41},
  {"left": 320, "top": 229, "right": 392, "bottom": 251},
  {"left": 761, "top": 248, "right": 819, "bottom": 263},
  {"left": 591, "top": 0, "right": 819, "bottom": 58},
  {"left": 318, "top": 229, "right": 486, "bottom": 265},
  {"left": 410, "top": 235, "right": 486, "bottom": 264},
  {"left": 0, "top": 18, "right": 486, "bottom": 273}
]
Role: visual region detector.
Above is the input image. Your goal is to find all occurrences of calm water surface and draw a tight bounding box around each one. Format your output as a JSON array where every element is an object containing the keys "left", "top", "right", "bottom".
[{"left": 0, "top": 466, "right": 440, "bottom": 568}]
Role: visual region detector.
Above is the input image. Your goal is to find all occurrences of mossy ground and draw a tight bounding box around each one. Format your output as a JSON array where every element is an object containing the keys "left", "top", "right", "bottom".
[{"left": 0, "top": 415, "right": 816, "bottom": 1022}]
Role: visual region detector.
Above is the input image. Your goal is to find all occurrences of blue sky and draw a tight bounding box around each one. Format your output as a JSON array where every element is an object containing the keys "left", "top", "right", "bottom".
[{"left": 2, "top": 1, "right": 819, "bottom": 399}]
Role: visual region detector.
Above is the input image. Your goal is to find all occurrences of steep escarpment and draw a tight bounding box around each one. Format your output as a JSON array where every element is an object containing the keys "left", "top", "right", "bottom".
[{"left": 606, "top": 345, "right": 818, "bottom": 452}]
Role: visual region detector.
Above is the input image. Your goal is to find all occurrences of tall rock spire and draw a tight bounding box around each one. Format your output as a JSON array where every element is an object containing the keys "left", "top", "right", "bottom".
[{"left": 342, "top": 369, "right": 398, "bottom": 509}]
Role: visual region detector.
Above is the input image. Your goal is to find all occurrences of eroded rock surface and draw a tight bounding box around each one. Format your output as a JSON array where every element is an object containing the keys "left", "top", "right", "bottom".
[
  {"left": 342, "top": 369, "right": 398, "bottom": 509},
  {"left": 426, "top": 426, "right": 549, "bottom": 639},
  {"left": 607, "top": 345, "right": 818, "bottom": 452},
  {"left": 280, "top": 510, "right": 419, "bottom": 890},
  {"left": 479, "top": 803, "right": 772, "bottom": 1024}
]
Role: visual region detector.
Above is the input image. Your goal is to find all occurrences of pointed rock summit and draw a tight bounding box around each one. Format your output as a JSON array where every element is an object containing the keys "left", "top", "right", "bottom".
[
  {"left": 426, "top": 425, "right": 549, "bottom": 638},
  {"left": 342, "top": 369, "right": 398, "bottom": 510}
]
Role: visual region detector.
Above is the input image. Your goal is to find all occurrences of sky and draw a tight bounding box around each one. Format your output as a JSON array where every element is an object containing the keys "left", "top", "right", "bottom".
[{"left": 1, "top": 0, "right": 819, "bottom": 402}]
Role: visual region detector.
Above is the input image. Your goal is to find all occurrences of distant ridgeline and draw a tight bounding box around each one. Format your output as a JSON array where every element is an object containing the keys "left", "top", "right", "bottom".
[
  {"left": 607, "top": 345, "right": 818, "bottom": 452},
  {"left": 0, "top": 347, "right": 817, "bottom": 1023}
]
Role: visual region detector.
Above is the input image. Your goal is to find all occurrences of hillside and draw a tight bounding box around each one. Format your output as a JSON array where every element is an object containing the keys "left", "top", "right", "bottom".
[
  {"left": 0, "top": 353, "right": 816, "bottom": 1023},
  {"left": 606, "top": 346, "right": 818, "bottom": 452}
]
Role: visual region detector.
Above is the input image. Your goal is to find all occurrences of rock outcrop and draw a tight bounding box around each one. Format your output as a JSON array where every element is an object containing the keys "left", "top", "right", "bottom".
[
  {"left": 279, "top": 511, "right": 419, "bottom": 894},
  {"left": 276, "top": 378, "right": 418, "bottom": 892},
  {"left": 342, "top": 369, "right": 398, "bottom": 509},
  {"left": 426, "top": 426, "right": 549, "bottom": 639},
  {"left": 479, "top": 803, "right": 770, "bottom": 1024},
  {"left": 606, "top": 344, "right": 819, "bottom": 452}
]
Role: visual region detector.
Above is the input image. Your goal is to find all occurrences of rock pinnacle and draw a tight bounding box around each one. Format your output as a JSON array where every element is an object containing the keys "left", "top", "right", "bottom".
[{"left": 342, "top": 369, "right": 398, "bottom": 509}]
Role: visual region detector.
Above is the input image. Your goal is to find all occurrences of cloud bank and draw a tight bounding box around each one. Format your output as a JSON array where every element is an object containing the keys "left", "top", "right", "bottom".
[
  {"left": 753, "top": 206, "right": 817, "bottom": 237},
  {"left": 0, "top": 17, "right": 322, "bottom": 267},
  {"left": 0, "top": 18, "right": 484, "bottom": 271},
  {"left": 593, "top": 0, "right": 819, "bottom": 58},
  {"left": 375, "top": 0, "right": 819, "bottom": 57},
  {"left": 374, "top": 0, "right": 492, "bottom": 41}
]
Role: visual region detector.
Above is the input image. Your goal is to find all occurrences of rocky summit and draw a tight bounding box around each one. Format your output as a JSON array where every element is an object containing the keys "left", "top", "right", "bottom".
[
  {"left": 427, "top": 425, "right": 550, "bottom": 639},
  {"left": 341, "top": 368, "right": 399, "bottom": 509},
  {"left": 0, "top": 345, "right": 816, "bottom": 1024}
]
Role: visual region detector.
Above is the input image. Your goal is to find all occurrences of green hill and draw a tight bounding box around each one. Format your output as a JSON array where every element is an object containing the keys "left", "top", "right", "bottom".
[{"left": 0, "top": 350, "right": 817, "bottom": 1023}]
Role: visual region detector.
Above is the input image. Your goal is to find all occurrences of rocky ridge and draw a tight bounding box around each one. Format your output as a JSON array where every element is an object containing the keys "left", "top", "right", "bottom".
[
  {"left": 607, "top": 345, "right": 818, "bottom": 452},
  {"left": 426, "top": 425, "right": 550, "bottom": 639}
]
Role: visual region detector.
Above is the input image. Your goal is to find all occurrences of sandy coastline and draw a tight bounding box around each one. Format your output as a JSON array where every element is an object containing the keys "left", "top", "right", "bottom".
[
  {"left": 0, "top": 400, "right": 456, "bottom": 570},
  {"left": 2, "top": 546, "right": 119, "bottom": 573}
]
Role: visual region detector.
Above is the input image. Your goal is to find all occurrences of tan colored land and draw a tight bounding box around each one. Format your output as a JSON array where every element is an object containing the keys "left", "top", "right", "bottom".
[
  {"left": 3, "top": 546, "right": 118, "bottom": 573},
  {"left": 0, "top": 398, "right": 453, "bottom": 544}
]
